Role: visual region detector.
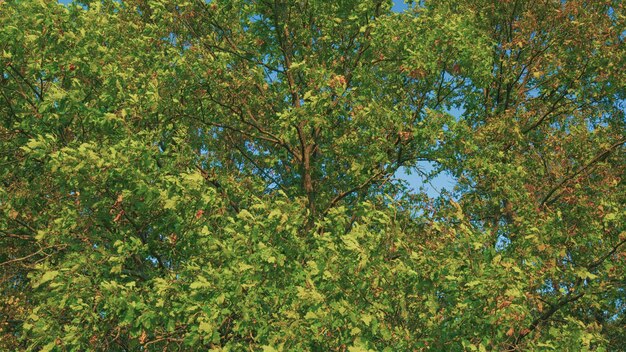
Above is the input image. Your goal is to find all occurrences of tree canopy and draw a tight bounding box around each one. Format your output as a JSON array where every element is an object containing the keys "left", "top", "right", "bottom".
[{"left": 1, "top": 0, "right": 625, "bottom": 350}]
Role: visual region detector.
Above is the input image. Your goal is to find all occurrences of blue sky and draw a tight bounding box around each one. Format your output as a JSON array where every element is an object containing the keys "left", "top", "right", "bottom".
[
  {"left": 55, "top": 0, "right": 457, "bottom": 197},
  {"left": 392, "top": 0, "right": 409, "bottom": 12}
]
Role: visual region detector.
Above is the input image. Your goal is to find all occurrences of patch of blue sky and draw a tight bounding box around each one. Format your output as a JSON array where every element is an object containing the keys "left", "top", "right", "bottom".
[{"left": 392, "top": 0, "right": 409, "bottom": 13}]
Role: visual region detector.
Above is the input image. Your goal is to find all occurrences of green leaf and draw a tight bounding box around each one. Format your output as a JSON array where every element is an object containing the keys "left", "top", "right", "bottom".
[
  {"left": 40, "top": 342, "right": 56, "bottom": 352},
  {"left": 198, "top": 321, "right": 212, "bottom": 334},
  {"left": 34, "top": 270, "right": 59, "bottom": 288}
]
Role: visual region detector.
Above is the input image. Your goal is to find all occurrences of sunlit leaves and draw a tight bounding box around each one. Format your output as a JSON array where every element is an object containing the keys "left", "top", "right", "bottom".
[{"left": 1, "top": 0, "right": 625, "bottom": 351}]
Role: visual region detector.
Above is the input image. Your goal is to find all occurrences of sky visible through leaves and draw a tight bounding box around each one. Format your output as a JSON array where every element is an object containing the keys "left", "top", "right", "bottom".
[{"left": 54, "top": 0, "right": 458, "bottom": 198}]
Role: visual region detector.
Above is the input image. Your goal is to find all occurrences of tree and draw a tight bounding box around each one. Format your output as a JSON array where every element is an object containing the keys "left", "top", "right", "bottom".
[{"left": 1, "top": 0, "right": 624, "bottom": 350}]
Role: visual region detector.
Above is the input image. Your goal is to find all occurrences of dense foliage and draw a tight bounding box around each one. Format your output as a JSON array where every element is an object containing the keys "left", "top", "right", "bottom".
[{"left": 1, "top": 0, "right": 625, "bottom": 350}]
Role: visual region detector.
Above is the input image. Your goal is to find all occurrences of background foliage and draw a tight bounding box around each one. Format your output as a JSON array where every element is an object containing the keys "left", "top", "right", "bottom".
[{"left": 1, "top": 0, "right": 625, "bottom": 350}]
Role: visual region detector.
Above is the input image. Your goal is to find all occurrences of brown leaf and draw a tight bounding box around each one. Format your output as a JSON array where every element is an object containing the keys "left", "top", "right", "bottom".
[
  {"left": 114, "top": 194, "right": 123, "bottom": 207},
  {"left": 113, "top": 210, "right": 125, "bottom": 223},
  {"left": 139, "top": 330, "right": 147, "bottom": 344},
  {"left": 498, "top": 300, "right": 512, "bottom": 309}
]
